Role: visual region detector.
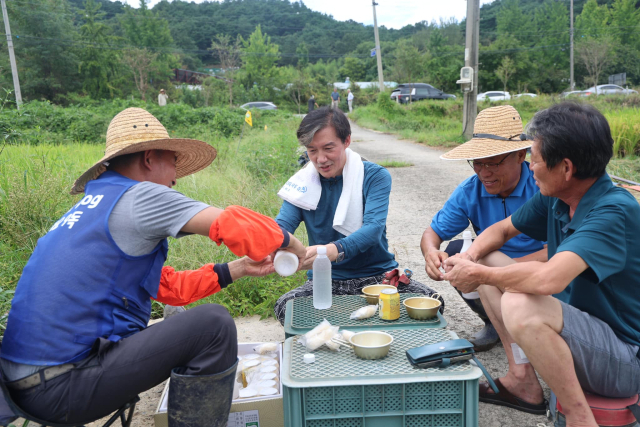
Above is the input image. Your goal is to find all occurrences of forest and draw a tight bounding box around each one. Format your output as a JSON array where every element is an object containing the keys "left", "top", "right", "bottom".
[{"left": 0, "top": 0, "right": 638, "bottom": 109}]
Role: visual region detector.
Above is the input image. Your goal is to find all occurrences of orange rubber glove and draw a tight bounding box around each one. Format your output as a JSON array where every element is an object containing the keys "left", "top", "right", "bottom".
[{"left": 209, "top": 205, "right": 286, "bottom": 261}]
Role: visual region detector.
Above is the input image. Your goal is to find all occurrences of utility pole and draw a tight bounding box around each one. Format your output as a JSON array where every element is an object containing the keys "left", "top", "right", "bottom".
[
  {"left": 570, "top": 0, "right": 574, "bottom": 91},
  {"left": 462, "top": 0, "right": 480, "bottom": 139},
  {"left": 372, "top": 1, "right": 385, "bottom": 92},
  {"left": 1, "top": 0, "right": 22, "bottom": 109}
]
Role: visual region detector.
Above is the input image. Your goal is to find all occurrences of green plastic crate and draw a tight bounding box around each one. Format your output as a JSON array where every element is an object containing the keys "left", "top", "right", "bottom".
[
  {"left": 282, "top": 329, "right": 481, "bottom": 427},
  {"left": 284, "top": 294, "right": 447, "bottom": 339}
]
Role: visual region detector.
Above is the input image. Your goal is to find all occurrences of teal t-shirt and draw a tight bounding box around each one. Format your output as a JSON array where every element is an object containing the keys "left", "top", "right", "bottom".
[{"left": 511, "top": 173, "right": 640, "bottom": 347}]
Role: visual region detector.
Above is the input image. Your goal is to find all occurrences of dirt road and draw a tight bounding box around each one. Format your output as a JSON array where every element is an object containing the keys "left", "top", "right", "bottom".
[{"left": 87, "top": 121, "right": 550, "bottom": 427}]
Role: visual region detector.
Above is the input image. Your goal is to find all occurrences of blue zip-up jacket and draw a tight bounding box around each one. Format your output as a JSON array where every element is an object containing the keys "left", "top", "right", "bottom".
[{"left": 276, "top": 161, "right": 398, "bottom": 280}]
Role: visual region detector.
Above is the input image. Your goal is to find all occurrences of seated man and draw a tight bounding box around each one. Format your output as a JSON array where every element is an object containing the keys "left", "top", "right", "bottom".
[
  {"left": 444, "top": 102, "right": 640, "bottom": 425},
  {"left": 421, "top": 105, "right": 546, "bottom": 351},
  {"left": 274, "top": 107, "right": 440, "bottom": 324},
  {"left": 0, "top": 108, "right": 305, "bottom": 426}
]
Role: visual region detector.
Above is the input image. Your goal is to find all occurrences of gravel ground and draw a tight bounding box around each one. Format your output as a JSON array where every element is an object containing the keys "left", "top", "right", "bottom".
[{"left": 82, "top": 121, "right": 552, "bottom": 427}]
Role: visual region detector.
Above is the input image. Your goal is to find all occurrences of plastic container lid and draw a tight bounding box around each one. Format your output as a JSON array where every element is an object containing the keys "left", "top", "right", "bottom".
[
  {"left": 381, "top": 288, "right": 398, "bottom": 294},
  {"left": 317, "top": 246, "right": 327, "bottom": 255},
  {"left": 462, "top": 230, "right": 472, "bottom": 240},
  {"left": 304, "top": 353, "right": 316, "bottom": 364},
  {"left": 274, "top": 251, "right": 299, "bottom": 277}
]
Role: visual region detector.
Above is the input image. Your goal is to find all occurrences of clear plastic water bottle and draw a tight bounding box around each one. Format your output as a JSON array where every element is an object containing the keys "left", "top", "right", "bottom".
[
  {"left": 313, "top": 246, "right": 332, "bottom": 310},
  {"left": 460, "top": 230, "right": 480, "bottom": 299}
]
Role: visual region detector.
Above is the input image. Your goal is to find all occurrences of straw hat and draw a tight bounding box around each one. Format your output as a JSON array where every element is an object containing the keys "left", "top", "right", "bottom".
[
  {"left": 71, "top": 107, "right": 217, "bottom": 195},
  {"left": 441, "top": 105, "right": 531, "bottom": 160}
]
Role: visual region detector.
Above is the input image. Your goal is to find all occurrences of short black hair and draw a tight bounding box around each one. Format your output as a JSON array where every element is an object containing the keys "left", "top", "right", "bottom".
[
  {"left": 296, "top": 106, "right": 351, "bottom": 147},
  {"left": 526, "top": 102, "right": 613, "bottom": 179}
]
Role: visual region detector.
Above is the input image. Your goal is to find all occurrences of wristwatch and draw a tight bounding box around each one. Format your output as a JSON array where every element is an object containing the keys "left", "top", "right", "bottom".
[{"left": 331, "top": 241, "right": 345, "bottom": 263}]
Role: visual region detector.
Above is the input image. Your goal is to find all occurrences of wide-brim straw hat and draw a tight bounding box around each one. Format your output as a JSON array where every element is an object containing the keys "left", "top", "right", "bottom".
[
  {"left": 71, "top": 107, "right": 217, "bottom": 195},
  {"left": 441, "top": 105, "right": 532, "bottom": 160}
]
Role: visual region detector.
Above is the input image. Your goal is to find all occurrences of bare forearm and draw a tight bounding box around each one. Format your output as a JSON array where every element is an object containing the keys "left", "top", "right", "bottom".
[
  {"left": 478, "top": 262, "right": 549, "bottom": 294},
  {"left": 420, "top": 227, "right": 443, "bottom": 257},
  {"left": 467, "top": 217, "right": 518, "bottom": 262},
  {"left": 513, "top": 247, "right": 548, "bottom": 263}
]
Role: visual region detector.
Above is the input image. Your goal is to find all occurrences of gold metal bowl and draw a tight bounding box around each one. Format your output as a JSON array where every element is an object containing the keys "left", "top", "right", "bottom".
[
  {"left": 403, "top": 295, "right": 441, "bottom": 320},
  {"left": 361, "top": 285, "right": 396, "bottom": 305},
  {"left": 349, "top": 331, "right": 394, "bottom": 360}
]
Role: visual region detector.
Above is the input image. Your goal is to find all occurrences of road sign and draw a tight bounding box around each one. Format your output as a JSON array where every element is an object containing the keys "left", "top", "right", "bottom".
[{"left": 609, "top": 73, "right": 626, "bottom": 86}]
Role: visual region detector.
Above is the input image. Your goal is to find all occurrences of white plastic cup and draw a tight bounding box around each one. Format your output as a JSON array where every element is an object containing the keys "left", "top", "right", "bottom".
[{"left": 274, "top": 250, "right": 299, "bottom": 277}]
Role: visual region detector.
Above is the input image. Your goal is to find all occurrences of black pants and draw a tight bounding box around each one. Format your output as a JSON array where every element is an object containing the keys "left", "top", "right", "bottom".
[
  {"left": 10, "top": 304, "right": 237, "bottom": 425},
  {"left": 444, "top": 239, "right": 467, "bottom": 258}
]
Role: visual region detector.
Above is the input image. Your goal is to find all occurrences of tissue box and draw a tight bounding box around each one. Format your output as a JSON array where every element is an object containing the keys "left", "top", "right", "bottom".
[{"left": 154, "top": 342, "right": 284, "bottom": 427}]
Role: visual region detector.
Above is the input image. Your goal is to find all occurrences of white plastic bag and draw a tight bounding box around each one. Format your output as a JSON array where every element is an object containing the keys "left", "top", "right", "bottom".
[
  {"left": 299, "top": 319, "right": 340, "bottom": 351},
  {"left": 349, "top": 305, "right": 378, "bottom": 320}
]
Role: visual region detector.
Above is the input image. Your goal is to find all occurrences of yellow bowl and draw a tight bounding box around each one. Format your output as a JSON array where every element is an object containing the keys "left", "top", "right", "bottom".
[
  {"left": 349, "top": 331, "right": 394, "bottom": 359},
  {"left": 403, "top": 296, "right": 441, "bottom": 320},
  {"left": 361, "top": 285, "right": 397, "bottom": 305}
]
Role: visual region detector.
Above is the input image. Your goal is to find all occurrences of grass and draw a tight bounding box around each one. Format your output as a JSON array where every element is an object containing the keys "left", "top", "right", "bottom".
[
  {"left": 0, "top": 108, "right": 307, "bottom": 320},
  {"left": 350, "top": 94, "right": 640, "bottom": 158},
  {"left": 377, "top": 160, "right": 414, "bottom": 168}
]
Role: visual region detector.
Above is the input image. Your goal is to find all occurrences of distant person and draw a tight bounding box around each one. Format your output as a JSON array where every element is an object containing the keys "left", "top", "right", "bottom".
[
  {"left": 307, "top": 94, "right": 319, "bottom": 114},
  {"left": 158, "top": 89, "right": 168, "bottom": 107},
  {"left": 347, "top": 89, "right": 354, "bottom": 112},
  {"left": 330, "top": 88, "right": 340, "bottom": 109},
  {"left": 273, "top": 107, "right": 442, "bottom": 324}
]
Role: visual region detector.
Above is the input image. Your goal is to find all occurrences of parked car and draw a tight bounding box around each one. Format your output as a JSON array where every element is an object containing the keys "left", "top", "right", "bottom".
[
  {"left": 560, "top": 90, "right": 586, "bottom": 98},
  {"left": 513, "top": 93, "right": 537, "bottom": 98},
  {"left": 240, "top": 102, "right": 278, "bottom": 110},
  {"left": 477, "top": 91, "right": 511, "bottom": 101},
  {"left": 390, "top": 83, "right": 456, "bottom": 103},
  {"left": 582, "top": 84, "right": 638, "bottom": 96}
]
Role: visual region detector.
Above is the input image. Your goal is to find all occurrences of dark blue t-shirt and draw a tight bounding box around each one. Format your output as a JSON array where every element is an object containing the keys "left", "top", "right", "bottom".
[{"left": 512, "top": 174, "right": 640, "bottom": 347}]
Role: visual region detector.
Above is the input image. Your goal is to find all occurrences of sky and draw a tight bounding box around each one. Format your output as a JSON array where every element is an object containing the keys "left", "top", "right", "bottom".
[{"left": 115, "top": 0, "right": 496, "bottom": 29}]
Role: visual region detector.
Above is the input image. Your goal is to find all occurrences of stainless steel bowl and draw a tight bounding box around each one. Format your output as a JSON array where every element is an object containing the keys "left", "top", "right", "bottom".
[
  {"left": 361, "top": 285, "right": 396, "bottom": 305},
  {"left": 349, "top": 331, "right": 394, "bottom": 360},
  {"left": 403, "top": 296, "right": 441, "bottom": 320}
]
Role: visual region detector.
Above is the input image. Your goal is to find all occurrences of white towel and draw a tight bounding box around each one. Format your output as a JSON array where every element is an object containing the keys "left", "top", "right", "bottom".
[{"left": 277, "top": 148, "right": 364, "bottom": 236}]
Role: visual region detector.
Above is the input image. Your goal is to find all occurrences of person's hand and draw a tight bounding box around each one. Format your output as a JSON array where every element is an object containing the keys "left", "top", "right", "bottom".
[
  {"left": 299, "top": 245, "right": 319, "bottom": 270},
  {"left": 425, "top": 249, "right": 448, "bottom": 281},
  {"left": 241, "top": 256, "right": 276, "bottom": 277},
  {"left": 272, "top": 233, "right": 306, "bottom": 265},
  {"left": 443, "top": 257, "right": 482, "bottom": 293}
]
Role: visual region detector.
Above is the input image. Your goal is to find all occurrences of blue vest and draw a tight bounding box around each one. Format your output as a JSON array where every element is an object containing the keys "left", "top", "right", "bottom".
[{"left": 1, "top": 172, "right": 168, "bottom": 366}]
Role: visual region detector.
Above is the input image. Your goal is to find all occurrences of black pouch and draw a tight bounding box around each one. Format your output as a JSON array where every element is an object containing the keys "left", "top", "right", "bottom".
[{"left": 406, "top": 338, "right": 499, "bottom": 394}]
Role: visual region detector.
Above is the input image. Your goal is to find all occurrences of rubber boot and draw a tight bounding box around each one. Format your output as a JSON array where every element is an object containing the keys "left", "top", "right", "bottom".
[
  {"left": 458, "top": 291, "right": 499, "bottom": 352},
  {"left": 168, "top": 360, "right": 238, "bottom": 427}
]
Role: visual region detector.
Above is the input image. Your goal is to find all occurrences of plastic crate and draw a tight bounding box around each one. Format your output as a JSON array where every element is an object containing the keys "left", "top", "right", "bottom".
[
  {"left": 282, "top": 329, "right": 481, "bottom": 427},
  {"left": 284, "top": 294, "right": 447, "bottom": 338}
]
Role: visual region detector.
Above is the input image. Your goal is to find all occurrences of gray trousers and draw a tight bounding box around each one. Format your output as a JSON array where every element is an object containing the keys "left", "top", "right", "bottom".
[
  {"left": 274, "top": 274, "right": 444, "bottom": 325},
  {"left": 9, "top": 304, "right": 237, "bottom": 425}
]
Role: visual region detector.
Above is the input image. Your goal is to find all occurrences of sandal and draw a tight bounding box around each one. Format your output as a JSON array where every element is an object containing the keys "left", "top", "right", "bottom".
[{"left": 479, "top": 378, "right": 548, "bottom": 415}]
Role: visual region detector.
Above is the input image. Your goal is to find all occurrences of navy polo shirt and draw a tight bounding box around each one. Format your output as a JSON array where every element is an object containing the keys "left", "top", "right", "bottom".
[
  {"left": 431, "top": 161, "right": 544, "bottom": 258},
  {"left": 512, "top": 173, "right": 640, "bottom": 347}
]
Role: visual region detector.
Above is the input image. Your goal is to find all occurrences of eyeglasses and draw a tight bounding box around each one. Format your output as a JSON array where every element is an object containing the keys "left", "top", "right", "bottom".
[{"left": 468, "top": 152, "right": 513, "bottom": 173}]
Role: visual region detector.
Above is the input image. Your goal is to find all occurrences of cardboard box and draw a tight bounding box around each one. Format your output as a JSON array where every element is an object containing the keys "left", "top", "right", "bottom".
[{"left": 154, "top": 342, "right": 284, "bottom": 427}]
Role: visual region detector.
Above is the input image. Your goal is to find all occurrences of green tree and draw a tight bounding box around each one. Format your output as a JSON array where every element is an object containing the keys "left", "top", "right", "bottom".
[
  {"left": 575, "top": 0, "right": 610, "bottom": 39},
  {"left": 240, "top": 25, "right": 280, "bottom": 89},
  {"left": 78, "top": 0, "right": 120, "bottom": 99},
  {"left": 0, "top": 0, "right": 80, "bottom": 101},
  {"left": 339, "top": 57, "right": 366, "bottom": 82},
  {"left": 121, "top": 48, "right": 158, "bottom": 100},
  {"left": 210, "top": 34, "right": 242, "bottom": 106},
  {"left": 495, "top": 56, "right": 516, "bottom": 93},
  {"left": 390, "top": 40, "right": 424, "bottom": 101},
  {"left": 577, "top": 37, "right": 613, "bottom": 92}
]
